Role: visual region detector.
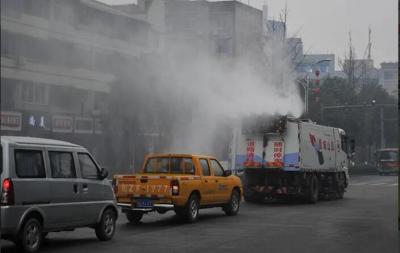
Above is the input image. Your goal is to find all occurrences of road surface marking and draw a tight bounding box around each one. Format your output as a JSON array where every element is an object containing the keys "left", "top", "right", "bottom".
[
  {"left": 350, "top": 182, "right": 397, "bottom": 186},
  {"left": 350, "top": 183, "right": 367, "bottom": 186}
]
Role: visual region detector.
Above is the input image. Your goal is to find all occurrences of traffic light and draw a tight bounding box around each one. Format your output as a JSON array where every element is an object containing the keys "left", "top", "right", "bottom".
[{"left": 312, "top": 86, "right": 321, "bottom": 103}]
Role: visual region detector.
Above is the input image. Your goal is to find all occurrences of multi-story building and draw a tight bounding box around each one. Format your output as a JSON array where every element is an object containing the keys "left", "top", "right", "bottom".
[
  {"left": 1, "top": 0, "right": 151, "bottom": 170},
  {"left": 145, "top": 0, "right": 264, "bottom": 60},
  {"left": 379, "top": 62, "right": 398, "bottom": 97}
]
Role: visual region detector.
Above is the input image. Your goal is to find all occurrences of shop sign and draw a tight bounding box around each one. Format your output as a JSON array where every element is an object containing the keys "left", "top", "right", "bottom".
[
  {"left": 52, "top": 115, "right": 73, "bottom": 133},
  {"left": 75, "top": 117, "right": 93, "bottom": 134},
  {"left": 1, "top": 111, "right": 22, "bottom": 131}
]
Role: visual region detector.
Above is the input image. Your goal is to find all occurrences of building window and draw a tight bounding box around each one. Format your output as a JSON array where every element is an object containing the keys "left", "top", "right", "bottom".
[
  {"left": 1, "top": 0, "right": 23, "bottom": 18},
  {"left": 384, "top": 70, "right": 395, "bottom": 80},
  {"left": 17, "top": 82, "right": 48, "bottom": 105},
  {"left": 1, "top": 32, "right": 19, "bottom": 58},
  {"left": 23, "top": 0, "right": 50, "bottom": 18}
]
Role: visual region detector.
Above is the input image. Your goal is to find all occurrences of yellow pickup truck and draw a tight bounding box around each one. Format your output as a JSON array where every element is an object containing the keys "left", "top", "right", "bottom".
[{"left": 113, "top": 154, "right": 242, "bottom": 223}]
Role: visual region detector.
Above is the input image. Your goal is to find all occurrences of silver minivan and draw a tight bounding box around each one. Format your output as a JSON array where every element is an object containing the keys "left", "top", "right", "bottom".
[{"left": 1, "top": 136, "right": 118, "bottom": 252}]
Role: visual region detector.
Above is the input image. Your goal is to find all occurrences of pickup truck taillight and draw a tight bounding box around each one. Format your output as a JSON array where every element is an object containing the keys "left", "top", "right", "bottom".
[
  {"left": 170, "top": 180, "right": 179, "bottom": 196},
  {"left": 1, "top": 178, "right": 14, "bottom": 205}
]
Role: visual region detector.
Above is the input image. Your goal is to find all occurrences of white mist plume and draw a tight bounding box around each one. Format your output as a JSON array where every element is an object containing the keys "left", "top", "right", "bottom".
[{"left": 146, "top": 31, "right": 303, "bottom": 155}]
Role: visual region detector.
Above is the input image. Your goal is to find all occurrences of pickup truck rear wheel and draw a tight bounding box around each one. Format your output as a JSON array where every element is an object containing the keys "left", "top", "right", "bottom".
[
  {"left": 176, "top": 194, "right": 199, "bottom": 223},
  {"left": 126, "top": 211, "right": 143, "bottom": 224},
  {"left": 223, "top": 190, "right": 240, "bottom": 216}
]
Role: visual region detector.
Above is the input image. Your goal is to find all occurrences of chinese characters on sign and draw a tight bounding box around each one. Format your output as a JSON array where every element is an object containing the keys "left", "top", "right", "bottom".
[
  {"left": 273, "top": 141, "right": 283, "bottom": 162},
  {"left": 246, "top": 140, "right": 255, "bottom": 162},
  {"left": 1, "top": 111, "right": 22, "bottom": 131},
  {"left": 52, "top": 115, "right": 73, "bottom": 133}
]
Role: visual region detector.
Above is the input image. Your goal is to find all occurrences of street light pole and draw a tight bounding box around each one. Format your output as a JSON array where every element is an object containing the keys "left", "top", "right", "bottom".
[
  {"left": 297, "top": 59, "right": 332, "bottom": 115},
  {"left": 380, "top": 107, "right": 385, "bottom": 148}
]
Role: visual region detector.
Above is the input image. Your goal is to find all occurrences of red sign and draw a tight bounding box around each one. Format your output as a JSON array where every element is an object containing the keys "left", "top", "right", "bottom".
[
  {"left": 273, "top": 141, "right": 283, "bottom": 162},
  {"left": 246, "top": 140, "right": 255, "bottom": 162},
  {"left": 1, "top": 111, "right": 21, "bottom": 131},
  {"left": 52, "top": 116, "right": 73, "bottom": 133}
]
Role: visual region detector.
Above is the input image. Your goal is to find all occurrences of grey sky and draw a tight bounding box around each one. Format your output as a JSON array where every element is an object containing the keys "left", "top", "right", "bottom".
[
  {"left": 99, "top": 0, "right": 398, "bottom": 69},
  {"left": 249, "top": 0, "right": 398, "bottom": 69}
]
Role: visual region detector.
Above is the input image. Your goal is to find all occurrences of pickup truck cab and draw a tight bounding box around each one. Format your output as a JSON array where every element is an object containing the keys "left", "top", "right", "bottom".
[{"left": 114, "top": 154, "right": 242, "bottom": 223}]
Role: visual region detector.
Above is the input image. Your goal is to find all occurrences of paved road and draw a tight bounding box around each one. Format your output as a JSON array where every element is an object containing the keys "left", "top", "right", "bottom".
[{"left": 2, "top": 175, "right": 399, "bottom": 253}]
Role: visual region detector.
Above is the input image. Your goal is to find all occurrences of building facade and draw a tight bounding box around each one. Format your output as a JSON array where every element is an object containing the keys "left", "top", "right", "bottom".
[
  {"left": 379, "top": 62, "right": 398, "bottom": 97},
  {"left": 1, "top": 0, "right": 151, "bottom": 171}
]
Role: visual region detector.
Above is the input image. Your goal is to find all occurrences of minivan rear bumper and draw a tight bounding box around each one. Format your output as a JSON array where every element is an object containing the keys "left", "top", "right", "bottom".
[{"left": 1, "top": 205, "right": 25, "bottom": 236}]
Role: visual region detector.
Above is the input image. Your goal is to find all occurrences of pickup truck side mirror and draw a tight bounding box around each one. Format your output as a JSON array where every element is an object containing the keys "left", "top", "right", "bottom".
[
  {"left": 99, "top": 167, "right": 109, "bottom": 180},
  {"left": 223, "top": 170, "right": 232, "bottom": 177}
]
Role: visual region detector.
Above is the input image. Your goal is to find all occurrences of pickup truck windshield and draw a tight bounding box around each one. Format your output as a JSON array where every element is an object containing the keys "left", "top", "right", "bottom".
[{"left": 144, "top": 157, "right": 195, "bottom": 174}]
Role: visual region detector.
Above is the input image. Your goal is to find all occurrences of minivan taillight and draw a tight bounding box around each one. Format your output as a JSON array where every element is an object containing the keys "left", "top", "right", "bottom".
[
  {"left": 1, "top": 178, "right": 14, "bottom": 205},
  {"left": 112, "top": 178, "right": 118, "bottom": 193},
  {"left": 170, "top": 180, "right": 179, "bottom": 196}
]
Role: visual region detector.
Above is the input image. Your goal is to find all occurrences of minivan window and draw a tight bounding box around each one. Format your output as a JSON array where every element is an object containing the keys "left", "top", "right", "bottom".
[
  {"left": 49, "top": 152, "right": 76, "bottom": 178},
  {"left": 15, "top": 150, "right": 46, "bottom": 178},
  {"left": 78, "top": 153, "right": 99, "bottom": 179}
]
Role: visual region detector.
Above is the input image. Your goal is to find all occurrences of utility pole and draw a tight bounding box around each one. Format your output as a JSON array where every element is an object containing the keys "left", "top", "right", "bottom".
[{"left": 380, "top": 107, "right": 385, "bottom": 148}]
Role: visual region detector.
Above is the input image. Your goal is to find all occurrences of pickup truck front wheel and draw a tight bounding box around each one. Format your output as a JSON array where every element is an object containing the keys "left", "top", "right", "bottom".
[
  {"left": 126, "top": 211, "right": 143, "bottom": 224},
  {"left": 176, "top": 194, "right": 199, "bottom": 223},
  {"left": 223, "top": 190, "right": 240, "bottom": 216}
]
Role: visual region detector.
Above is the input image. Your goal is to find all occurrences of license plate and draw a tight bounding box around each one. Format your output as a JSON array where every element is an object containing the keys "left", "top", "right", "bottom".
[{"left": 136, "top": 198, "right": 153, "bottom": 208}]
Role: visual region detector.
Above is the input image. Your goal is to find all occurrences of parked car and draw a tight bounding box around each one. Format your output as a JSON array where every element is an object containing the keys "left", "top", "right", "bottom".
[
  {"left": 1, "top": 136, "right": 118, "bottom": 252},
  {"left": 375, "top": 148, "right": 399, "bottom": 175}
]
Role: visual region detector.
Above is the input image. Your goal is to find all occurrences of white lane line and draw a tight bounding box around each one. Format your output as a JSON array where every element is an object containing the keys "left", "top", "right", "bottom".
[
  {"left": 350, "top": 182, "right": 398, "bottom": 186},
  {"left": 349, "top": 183, "right": 368, "bottom": 186}
]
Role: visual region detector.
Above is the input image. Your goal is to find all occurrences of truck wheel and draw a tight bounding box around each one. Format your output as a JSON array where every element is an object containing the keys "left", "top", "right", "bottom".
[
  {"left": 95, "top": 209, "right": 116, "bottom": 241},
  {"left": 16, "top": 217, "right": 43, "bottom": 253},
  {"left": 178, "top": 194, "right": 200, "bottom": 223},
  {"left": 307, "top": 175, "right": 319, "bottom": 204},
  {"left": 336, "top": 174, "right": 345, "bottom": 199},
  {"left": 244, "top": 193, "right": 264, "bottom": 203},
  {"left": 126, "top": 211, "right": 143, "bottom": 224},
  {"left": 223, "top": 190, "right": 240, "bottom": 216}
]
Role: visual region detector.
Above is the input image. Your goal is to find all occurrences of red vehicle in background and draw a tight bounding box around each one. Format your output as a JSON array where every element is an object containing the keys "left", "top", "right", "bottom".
[{"left": 375, "top": 148, "right": 399, "bottom": 175}]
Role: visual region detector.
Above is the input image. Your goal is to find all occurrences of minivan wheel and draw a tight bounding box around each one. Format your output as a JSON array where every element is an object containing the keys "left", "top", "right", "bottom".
[
  {"left": 17, "top": 217, "right": 42, "bottom": 253},
  {"left": 95, "top": 209, "right": 116, "bottom": 241},
  {"left": 223, "top": 190, "right": 240, "bottom": 216},
  {"left": 126, "top": 211, "right": 143, "bottom": 224}
]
